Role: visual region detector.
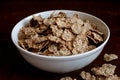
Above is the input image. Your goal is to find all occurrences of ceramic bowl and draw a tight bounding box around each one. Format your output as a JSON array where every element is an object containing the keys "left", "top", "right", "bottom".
[{"left": 11, "top": 10, "right": 110, "bottom": 73}]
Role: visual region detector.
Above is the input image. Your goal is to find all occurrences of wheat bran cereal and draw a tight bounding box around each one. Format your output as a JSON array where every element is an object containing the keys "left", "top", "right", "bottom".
[
  {"left": 18, "top": 12, "right": 104, "bottom": 56},
  {"left": 104, "top": 53, "right": 118, "bottom": 62},
  {"left": 80, "top": 71, "right": 96, "bottom": 80},
  {"left": 61, "top": 29, "right": 74, "bottom": 41},
  {"left": 79, "top": 53, "right": 119, "bottom": 80},
  {"left": 91, "top": 64, "right": 116, "bottom": 77},
  {"left": 60, "top": 76, "right": 77, "bottom": 80},
  {"left": 80, "top": 71, "right": 120, "bottom": 80}
]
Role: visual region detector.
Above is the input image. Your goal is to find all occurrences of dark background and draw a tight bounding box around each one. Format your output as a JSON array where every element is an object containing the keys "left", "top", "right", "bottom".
[{"left": 0, "top": 0, "right": 120, "bottom": 80}]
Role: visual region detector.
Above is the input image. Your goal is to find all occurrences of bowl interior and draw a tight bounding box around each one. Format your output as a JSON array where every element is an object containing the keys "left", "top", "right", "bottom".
[{"left": 11, "top": 10, "right": 110, "bottom": 59}]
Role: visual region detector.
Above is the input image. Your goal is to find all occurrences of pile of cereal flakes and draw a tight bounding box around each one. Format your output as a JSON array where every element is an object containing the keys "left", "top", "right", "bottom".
[
  {"left": 60, "top": 53, "right": 119, "bottom": 80},
  {"left": 18, "top": 12, "right": 104, "bottom": 56}
]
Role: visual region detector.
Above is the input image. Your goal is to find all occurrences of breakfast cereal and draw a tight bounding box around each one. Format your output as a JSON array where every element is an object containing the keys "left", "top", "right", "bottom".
[
  {"left": 104, "top": 53, "right": 118, "bottom": 62},
  {"left": 80, "top": 71, "right": 96, "bottom": 80},
  {"left": 59, "top": 53, "right": 119, "bottom": 80},
  {"left": 91, "top": 64, "right": 116, "bottom": 77},
  {"left": 18, "top": 12, "right": 104, "bottom": 56},
  {"left": 80, "top": 71, "right": 120, "bottom": 80},
  {"left": 60, "top": 76, "right": 77, "bottom": 80},
  {"left": 79, "top": 54, "right": 119, "bottom": 80}
]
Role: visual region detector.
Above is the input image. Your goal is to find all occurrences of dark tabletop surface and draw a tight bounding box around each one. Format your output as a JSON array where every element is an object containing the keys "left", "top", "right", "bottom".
[{"left": 0, "top": 0, "right": 120, "bottom": 80}]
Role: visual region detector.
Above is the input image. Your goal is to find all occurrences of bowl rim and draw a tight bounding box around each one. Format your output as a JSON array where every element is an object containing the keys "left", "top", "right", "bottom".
[{"left": 11, "top": 10, "right": 110, "bottom": 60}]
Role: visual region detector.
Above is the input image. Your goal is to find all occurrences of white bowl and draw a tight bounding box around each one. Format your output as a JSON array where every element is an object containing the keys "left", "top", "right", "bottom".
[{"left": 11, "top": 10, "right": 110, "bottom": 73}]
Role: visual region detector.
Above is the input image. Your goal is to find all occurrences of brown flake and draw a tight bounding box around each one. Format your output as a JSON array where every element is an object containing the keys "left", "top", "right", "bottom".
[
  {"left": 104, "top": 53, "right": 118, "bottom": 62},
  {"left": 61, "top": 29, "right": 74, "bottom": 41},
  {"left": 60, "top": 76, "right": 77, "bottom": 80},
  {"left": 91, "top": 64, "right": 116, "bottom": 77}
]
